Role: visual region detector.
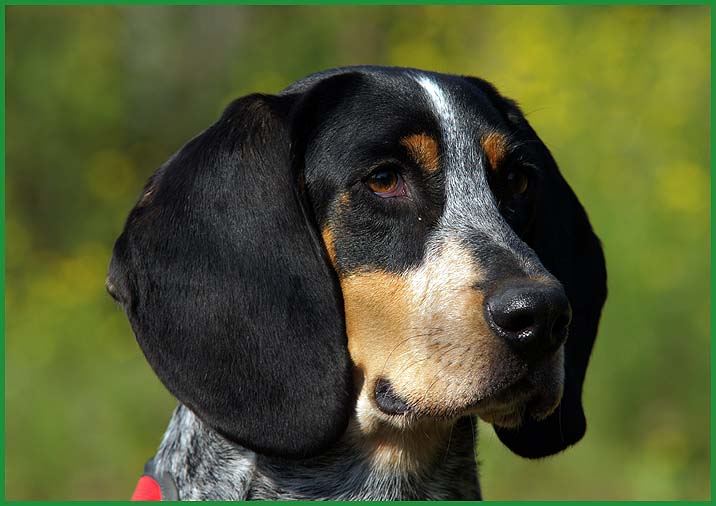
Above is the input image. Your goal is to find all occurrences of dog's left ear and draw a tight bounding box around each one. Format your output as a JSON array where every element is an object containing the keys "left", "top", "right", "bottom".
[{"left": 466, "top": 77, "right": 608, "bottom": 458}]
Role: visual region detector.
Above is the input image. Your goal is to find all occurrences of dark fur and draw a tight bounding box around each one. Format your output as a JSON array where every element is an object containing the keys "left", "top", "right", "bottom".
[{"left": 108, "top": 66, "right": 607, "bottom": 499}]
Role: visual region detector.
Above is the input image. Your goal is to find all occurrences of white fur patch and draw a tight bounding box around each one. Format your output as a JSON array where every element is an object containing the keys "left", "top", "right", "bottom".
[{"left": 415, "top": 74, "right": 538, "bottom": 270}]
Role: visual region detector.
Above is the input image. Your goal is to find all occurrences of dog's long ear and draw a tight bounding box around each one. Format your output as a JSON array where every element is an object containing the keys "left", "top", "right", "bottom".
[
  {"left": 107, "top": 93, "right": 353, "bottom": 458},
  {"left": 466, "top": 77, "right": 607, "bottom": 458}
]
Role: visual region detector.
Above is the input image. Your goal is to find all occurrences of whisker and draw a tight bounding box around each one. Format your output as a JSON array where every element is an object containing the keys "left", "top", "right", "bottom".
[
  {"left": 379, "top": 329, "right": 442, "bottom": 376},
  {"left": 443, "top": 420, "right": 455, "bottom": 462}
]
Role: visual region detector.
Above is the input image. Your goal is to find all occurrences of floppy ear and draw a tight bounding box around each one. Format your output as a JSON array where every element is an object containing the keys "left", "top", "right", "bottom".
[
  {"left": 107, "top": 93, "right": 353, "bottom": 458},
  {"left": 465, "top": 77, "right": 607, "bottom": 458}
]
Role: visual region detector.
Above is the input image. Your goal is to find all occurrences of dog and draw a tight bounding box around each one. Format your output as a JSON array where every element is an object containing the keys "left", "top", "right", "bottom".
[{"left": 107, "top": 66, "right": 607, "bottom": 500}]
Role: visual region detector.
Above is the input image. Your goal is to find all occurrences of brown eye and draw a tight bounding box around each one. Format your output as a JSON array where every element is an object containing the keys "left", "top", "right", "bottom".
[
  {"left": 506, "top": 170, "right": 528, "bottom": 195},
  {"left": 366, "top": 167, "right": 405, "bottom": 197}
]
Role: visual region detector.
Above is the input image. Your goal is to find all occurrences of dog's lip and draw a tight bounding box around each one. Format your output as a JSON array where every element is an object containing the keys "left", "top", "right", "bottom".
[
  {"left": 475, "top": 376, "right": 534, "bottom": 406},
  {"left": 461, "top": 376, "right": 532, "bottom": 415},
  {"left": 374, "top": 377, "right": 412, "bottom": 416},
  {"left": 371, "top": 362, "right": 561, "bottom": 422},
  {"left": 372, "top": 374, "right": 535, "bottom": 420},
  {"left": 471, "top": 373, "right": 565, "bottom": 424}
]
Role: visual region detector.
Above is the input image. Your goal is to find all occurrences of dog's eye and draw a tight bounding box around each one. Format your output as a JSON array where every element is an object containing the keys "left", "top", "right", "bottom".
[
  {"left": 506, "top": 169, "right": 529, "bottom": 196},
  {"left": 366, "top": 167, "right": 405, "bottom": 198}
]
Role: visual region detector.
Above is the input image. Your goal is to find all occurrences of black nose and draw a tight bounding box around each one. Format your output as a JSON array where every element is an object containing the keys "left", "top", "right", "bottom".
[{"left": 485, "top": 281, "right": 572, "bottom": 361}]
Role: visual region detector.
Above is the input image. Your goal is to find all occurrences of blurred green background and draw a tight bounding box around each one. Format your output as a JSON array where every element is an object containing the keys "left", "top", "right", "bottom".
[{"left": 5, "top": 5, "right": 710, "bottom": 500}]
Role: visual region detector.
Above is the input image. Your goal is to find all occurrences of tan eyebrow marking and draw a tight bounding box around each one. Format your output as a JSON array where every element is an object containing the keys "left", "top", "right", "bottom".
[
  {"left": 401, "top": 133, "right": 440, "bottom": 173},
  {"left": 338, "top": 191, "right": 351, "bottom": 207},
  {"left": 481, "top": 132, "right": 508, "bottom": 171},
  {"left": 321, "top": 227, "right": 337, "bottom": 268}
]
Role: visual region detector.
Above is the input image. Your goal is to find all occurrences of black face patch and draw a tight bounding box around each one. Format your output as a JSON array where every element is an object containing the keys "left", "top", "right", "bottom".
[{"left": 297, "top": 75, "right": 446, "bottom": 275}]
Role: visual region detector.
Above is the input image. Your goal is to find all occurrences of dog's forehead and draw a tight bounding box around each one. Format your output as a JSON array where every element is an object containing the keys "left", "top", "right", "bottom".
[
  {"left": 289, "top": 67, "right": 505, "bottom": 139},
  {"left": 341, "top": 69, "right": 508, "bottom": 133},
  {"left": 302, "top": 69, "right": 515, "bottom": 180}
]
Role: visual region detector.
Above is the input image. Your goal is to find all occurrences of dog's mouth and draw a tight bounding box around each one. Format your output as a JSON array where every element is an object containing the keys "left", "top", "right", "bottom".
[
  {"left": 373, "top": 362, "right": 563, "bottom": 427},
  {"left": 469, "top": 377, "right": 544, "bottom": 428},
  {"left": 374, "top": 376, "right": 530, "bottom": 419}
]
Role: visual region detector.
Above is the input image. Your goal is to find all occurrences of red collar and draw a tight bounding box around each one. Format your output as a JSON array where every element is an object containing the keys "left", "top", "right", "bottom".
[
  {"left": 131, "top": 458, "right": 178, "bottom": 501},
  {"left": 131, "top": 475, "right": 163, "bottom": 501}
]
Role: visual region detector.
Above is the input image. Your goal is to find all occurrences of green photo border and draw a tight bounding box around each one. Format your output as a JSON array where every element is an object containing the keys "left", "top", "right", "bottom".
[{"left": 0, "top": 2, "right": 712, "bottom": 504}]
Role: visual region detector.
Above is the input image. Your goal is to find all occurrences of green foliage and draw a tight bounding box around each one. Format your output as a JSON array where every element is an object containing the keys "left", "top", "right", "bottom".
[{"left": 6, "top": 6, "right": 710, "bottom": 500}]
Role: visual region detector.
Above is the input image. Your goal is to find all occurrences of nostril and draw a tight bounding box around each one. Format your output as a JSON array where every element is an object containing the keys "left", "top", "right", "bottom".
[
  {"left": 552, "top": 313, "right": 570, "bottom": 335},
  {"left": 493, "top": 307, "right": 534, "bottom": 333},
  {"left": 549, "top": 305, "right": 572, "bottom": 348}
]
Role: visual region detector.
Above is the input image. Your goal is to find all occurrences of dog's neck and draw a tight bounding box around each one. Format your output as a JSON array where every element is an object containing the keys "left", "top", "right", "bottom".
[{"left": 152, "top": 404, "right": 481, "bottom": 500}]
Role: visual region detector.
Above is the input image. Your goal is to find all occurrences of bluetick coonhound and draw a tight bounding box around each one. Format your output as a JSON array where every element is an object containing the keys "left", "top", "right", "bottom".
[{"left": 107, "top": 66, "right": 607, "bottom": 500}]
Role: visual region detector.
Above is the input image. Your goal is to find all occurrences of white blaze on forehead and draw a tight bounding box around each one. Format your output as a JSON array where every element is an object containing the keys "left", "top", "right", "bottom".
[
  {"left": 415, "top": 75, "right": 460, "bottom": 141},
  {"left": 415, "top": 74, "right": 529, "bottom": 260}
]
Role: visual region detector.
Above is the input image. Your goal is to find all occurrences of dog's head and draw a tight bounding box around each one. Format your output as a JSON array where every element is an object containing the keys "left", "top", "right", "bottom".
[{"left": 108, "top": 67, "right": 606, "bottom": 459}]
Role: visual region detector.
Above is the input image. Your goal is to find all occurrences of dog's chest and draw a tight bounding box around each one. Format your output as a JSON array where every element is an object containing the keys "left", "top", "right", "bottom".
[
  {"left": 247, "top": 442, "right": 481, "bottom": 500},
  {"left": 153, "top": 406, "right": 481, "bottom": 500}
]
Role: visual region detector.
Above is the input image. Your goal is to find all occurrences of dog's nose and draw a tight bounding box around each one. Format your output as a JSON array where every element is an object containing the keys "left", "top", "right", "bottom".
[{"left": 485, "top": 281, "right": 572, "bottom": 361}]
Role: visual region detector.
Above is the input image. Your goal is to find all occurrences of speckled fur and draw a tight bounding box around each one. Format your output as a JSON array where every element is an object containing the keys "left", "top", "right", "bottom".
[{"left": 153, "top": 405, "right": 481, "bottom": 500}]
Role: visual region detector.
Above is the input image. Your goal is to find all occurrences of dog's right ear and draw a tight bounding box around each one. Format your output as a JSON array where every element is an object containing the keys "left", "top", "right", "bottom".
[
  {"left": 107, "top": 92, "right": 353, "bottom": 458},
  {"left": 463, "top": 75, "right": 607, "bottom": 459}
]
